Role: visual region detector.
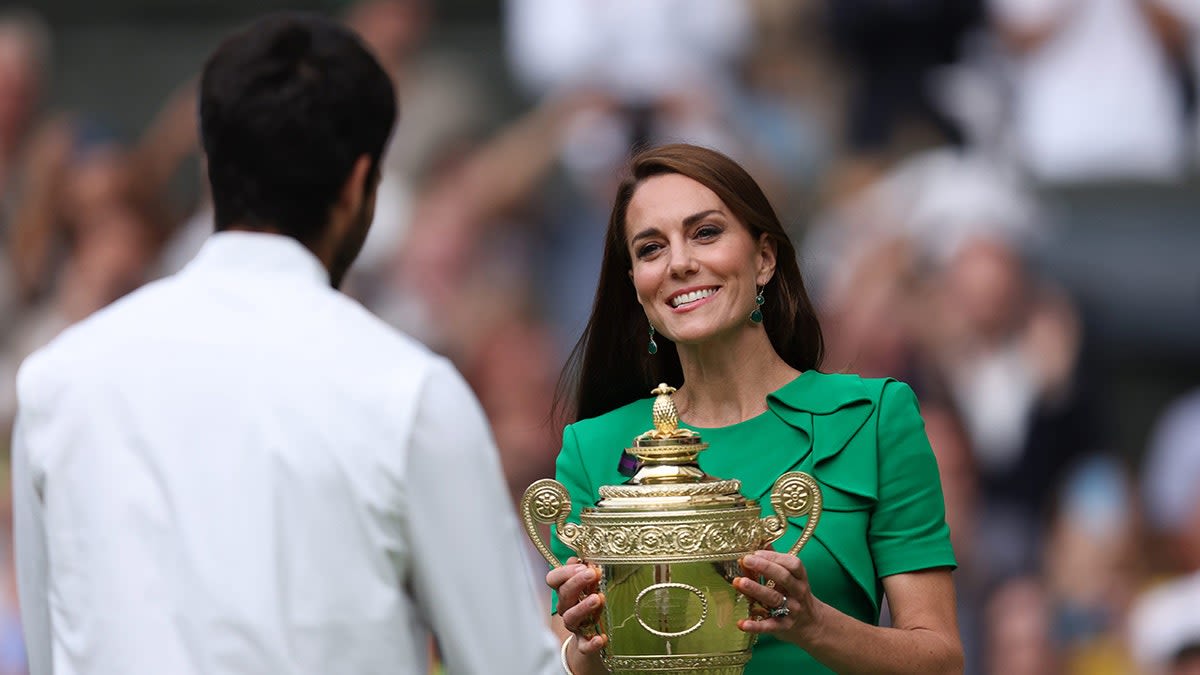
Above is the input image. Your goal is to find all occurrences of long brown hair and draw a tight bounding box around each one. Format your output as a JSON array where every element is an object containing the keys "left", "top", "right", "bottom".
[{"left": 555, "top": 144, "right": 824, "bottom": 424}]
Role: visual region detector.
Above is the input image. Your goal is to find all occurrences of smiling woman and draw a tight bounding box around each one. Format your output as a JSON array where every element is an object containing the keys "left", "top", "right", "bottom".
[
  {"left": 546, "top": 144, "right": 964, "bottom": 675},
  {"left": 626, "top": 172, "right": 777, "bottom": 358},
  {"left": 558, "top": 143, "right": 823, "bottom": 425}
]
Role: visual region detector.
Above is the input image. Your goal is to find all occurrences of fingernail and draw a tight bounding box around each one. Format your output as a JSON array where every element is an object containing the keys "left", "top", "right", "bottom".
[{"left": 587, "top": 595, "right": 599, "bottom": 608}]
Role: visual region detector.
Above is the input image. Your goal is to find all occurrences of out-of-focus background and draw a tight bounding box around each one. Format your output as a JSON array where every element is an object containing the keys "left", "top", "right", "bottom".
[{"left": 2, "top": 0, "right": 1200, "bottom": 673}]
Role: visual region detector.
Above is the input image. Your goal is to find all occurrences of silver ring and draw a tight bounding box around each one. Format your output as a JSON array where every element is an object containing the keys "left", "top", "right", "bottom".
[{"left": 769, "top": 596, "right": 791, "bottom": 619}]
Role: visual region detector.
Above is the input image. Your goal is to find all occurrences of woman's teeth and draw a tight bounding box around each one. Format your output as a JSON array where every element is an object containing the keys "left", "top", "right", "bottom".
[{"left": 671, "top": 288, "right": 716, "bottom": 308}]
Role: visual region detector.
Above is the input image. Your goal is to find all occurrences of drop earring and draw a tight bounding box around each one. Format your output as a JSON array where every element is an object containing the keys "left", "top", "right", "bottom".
[
  {"left": 750, "top": 287, "right": 765, "bottom": 324},
  {"left": 648, "top": 323, "right": 659, "bottom": 355}
]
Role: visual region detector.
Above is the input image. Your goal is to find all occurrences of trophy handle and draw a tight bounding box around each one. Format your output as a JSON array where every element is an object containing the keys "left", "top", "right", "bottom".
[
  {"left": 520, "top": 479, "right": 580, "bottom": 569},
  {"left": 761, "top": 471, "right": 822, "bottom": 557}
]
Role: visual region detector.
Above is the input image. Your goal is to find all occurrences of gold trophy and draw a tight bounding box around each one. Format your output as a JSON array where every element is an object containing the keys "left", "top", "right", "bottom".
[{"left": 522, "top": 384, "right": 822, "bottom": 674}]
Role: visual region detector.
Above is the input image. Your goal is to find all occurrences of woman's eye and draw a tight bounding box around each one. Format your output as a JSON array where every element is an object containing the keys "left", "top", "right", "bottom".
[
  {"left": 636, "top": 242, "right": 663, "bottom": 258},
  {"left": 695, "top": 225, "right": 721, "bottom": 240}
]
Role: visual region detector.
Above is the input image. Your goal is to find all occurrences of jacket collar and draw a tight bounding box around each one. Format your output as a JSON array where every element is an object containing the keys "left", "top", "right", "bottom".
[
  {"left": 703, "top": 370, "right": 878, "bottom": 506},
  {"left": 768, "top": 369, "right": 875, "bottom": 416},
  {"left": 181, "top": 231, "right": 330, "bottom": 287}
]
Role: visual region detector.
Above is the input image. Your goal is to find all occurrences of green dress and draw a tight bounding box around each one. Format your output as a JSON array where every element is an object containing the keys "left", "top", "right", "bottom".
[{"left": 550, "top": 371, "right": 957, "bottom": 674}]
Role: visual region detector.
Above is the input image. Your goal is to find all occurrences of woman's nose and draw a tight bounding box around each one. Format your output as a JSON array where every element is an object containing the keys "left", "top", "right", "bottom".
[{"left": 667, "top": 246, "right": 699, "bottom": 277}]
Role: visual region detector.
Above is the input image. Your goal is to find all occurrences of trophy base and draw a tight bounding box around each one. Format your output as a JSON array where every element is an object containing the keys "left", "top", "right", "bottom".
[{"left": 604, "top": 651, "right": 751, "bottom": 674}]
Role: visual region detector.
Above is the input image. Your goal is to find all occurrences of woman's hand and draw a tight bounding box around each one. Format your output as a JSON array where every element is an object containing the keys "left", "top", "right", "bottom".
[
  {"left": 734, "top": 550, "right": 826, "bottom": 646},
  {"left": 546, "top": 557, "right": 608, "bottom": 655}
]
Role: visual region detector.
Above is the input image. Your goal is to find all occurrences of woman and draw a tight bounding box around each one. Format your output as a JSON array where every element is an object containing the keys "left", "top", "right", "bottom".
[{"left": 547, "top": 144, "right": 963, "bottom": 674}]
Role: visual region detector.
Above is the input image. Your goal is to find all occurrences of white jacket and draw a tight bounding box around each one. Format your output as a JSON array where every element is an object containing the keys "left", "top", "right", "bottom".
[{"left": 12, "top": 231, "right": 558, "bottom": 675}]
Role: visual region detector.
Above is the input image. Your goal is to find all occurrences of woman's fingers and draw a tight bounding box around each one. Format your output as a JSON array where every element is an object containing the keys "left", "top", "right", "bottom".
[
  {"left": 734, "top": 552, "right": 820, "bottom": 636},
  {"left": 737, "top": 614, "right": 787, "bottom": 633},
  {"left": 548, "top": 559, "right": 604, "bottom": 635},
  {"left": 733, "top": 574, "right": 786, "bottom": 610},
  {"left": 740, "top": 551, "right": 807, "bottom": 589},
  {"left": 557, "top": 565, "right": 601, "bottom": 606},
  {"left": 575, "top": 632, "right": 608, "bottom": 655},
  {"left": 545, "top": 562, "right": 587, "bottom": 590},
  {"left": 732, "top": 575, "right": 798, "bottom": 634},
  {"left": 561, "top": 591, "right": 605, "bottom": 633}
]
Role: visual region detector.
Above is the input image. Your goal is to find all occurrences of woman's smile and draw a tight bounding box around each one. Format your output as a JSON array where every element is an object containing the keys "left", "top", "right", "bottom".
[{"left": 668, "top": 286, "right": 720, "bottom": 311}]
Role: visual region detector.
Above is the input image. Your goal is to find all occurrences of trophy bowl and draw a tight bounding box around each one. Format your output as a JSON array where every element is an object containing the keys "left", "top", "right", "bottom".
[{"left": 522, "top": 385, "right": 822, "bottom": 675}]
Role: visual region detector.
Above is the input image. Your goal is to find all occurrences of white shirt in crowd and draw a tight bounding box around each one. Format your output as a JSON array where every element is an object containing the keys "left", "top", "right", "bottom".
[
  {"left": 11, "top": 231, "right": 559, "bottom": 675},
  {"left": 1157, "top": 0, "right": 1200, "bottom": 159},
  {"left": 991, "top": 0, "right": 1187, "bottom": 183}
]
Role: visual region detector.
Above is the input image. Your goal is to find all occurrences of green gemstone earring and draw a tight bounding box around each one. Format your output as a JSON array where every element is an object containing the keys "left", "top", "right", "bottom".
[
  {"left": 750, "top": 287, "right": 765, "bottom": 324},
  {"left": 648, "top": 324, "right": 658, "bottom": 355}
]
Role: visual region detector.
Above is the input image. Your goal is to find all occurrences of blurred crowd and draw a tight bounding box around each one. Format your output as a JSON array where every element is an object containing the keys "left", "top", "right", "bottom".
[{"left": 2, "top": 1, "right": 1200, "bottom": 673}]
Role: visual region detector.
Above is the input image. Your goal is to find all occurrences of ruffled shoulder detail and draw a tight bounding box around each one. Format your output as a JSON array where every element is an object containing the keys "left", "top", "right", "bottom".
[
  {"left": 764, "top": 372, "right": 894, "bottom": 614},
  {"left": 724, "top": 371, "right": 885, "bottom": 510}
]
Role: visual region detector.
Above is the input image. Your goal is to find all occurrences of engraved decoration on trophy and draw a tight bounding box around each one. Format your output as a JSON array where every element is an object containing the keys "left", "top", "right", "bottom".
[{"left": 520, "top": 384, "right": 823, "bottom": 675}]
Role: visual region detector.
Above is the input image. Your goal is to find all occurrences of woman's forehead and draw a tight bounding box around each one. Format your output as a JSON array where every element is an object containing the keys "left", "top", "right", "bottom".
[{"left": 626, "top": 174, "right": 728, "bottom": 228}]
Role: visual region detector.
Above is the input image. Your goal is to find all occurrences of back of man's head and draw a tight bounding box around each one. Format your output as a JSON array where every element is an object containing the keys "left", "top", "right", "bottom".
[{"left": 199, "top": 12, "right": 396, "bottom": 245}]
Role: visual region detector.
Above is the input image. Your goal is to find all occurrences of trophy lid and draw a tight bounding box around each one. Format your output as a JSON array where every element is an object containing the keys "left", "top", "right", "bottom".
[{"left": 594, "top": 384, "right": 746, "bottom": 512}]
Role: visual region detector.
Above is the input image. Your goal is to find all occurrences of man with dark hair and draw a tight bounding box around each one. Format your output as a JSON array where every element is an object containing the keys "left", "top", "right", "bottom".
[{"left": 11, "top": 13, "right": 558, "bottom": 674}]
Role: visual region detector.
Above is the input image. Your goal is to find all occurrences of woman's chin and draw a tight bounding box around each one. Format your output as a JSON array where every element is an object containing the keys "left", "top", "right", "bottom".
[{"left": 664, "top": 327, "right": 738, "bottom": 348}]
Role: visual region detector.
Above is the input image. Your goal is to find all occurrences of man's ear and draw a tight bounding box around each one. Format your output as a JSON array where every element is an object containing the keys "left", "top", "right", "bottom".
[
  {"left": 337, "top": 155, "right": 374, "bottom": 216},
  {"left": 756, "top": 232, "right": 778, "bottom": 286}
]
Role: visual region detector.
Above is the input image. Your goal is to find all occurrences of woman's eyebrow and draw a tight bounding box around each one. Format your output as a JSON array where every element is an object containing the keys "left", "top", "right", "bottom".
[
  {"left": 630, "top": 209, "right": 722, "bottom": 246},
  {"left": 681, "top": 209, "right": 721, "bottom": 227}
]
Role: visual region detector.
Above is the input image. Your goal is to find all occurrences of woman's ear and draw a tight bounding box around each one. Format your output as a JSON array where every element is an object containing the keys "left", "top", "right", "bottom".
[{"left": 756, "top": 233, "right": 777, "bottom": 286}]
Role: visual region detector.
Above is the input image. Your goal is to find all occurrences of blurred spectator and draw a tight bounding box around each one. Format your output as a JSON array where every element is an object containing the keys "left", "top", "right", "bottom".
[
  {"left": 1154, "top": 0, "right": 1200, "bottom": 169},
  {"left": 988, "top": 0, "right": 1188, "bottom": 183},
  {"left": 801, "top": 147, "right": 1083, "bottom": 585},
  {"left": 805, "top": 147, "right": 1041, "bottom": 304},
  {"left": 1129, "top": 571, "right": 1200, "bottom": 675},
  {"left": 507, "top": 0, "right": 749, "bottom": 101},
  {"left": 343, "top": 0, "right": 489, "bottom": 286},
  {"left": 1142, "top": 387, "right": 1200, "bottom": 573},
  {"left": 725, "top": 0, "right": 838, "bottom": 221},
  {"left": 826, "top": 0, "right": 984, "bottom": 157},
  {"left": 923, "top": 398, "right": 986, "bottom": 675},
  {"left": 505, "top": 0, "right": 753, "bottom": 183},
  {"left": 139, "top": 81, "right": 209, "bottom": 277},
  {"left": 1043, "top": 456, "right": 1141, "bottom": 674},
  {"left": 0, "top": 461, "right": 24, "bottom": 675},
  {"left": 0, "top": 132, "right": 164, "bottom": 434},
  {"left": 372, "top": 89, "right": 601, "bottom": 350},
  {"left": 0, "top": 9, "right": 51, "bottom": 324},
  {"left": 984, "top": 576, "right": 1063, "bottom": 675},
  {"left": 818, "top": 236, "right": 924, "bottom": 380},
  {"left": 459, "top": 308, "right": 559, "bottom": 506},
  {"left": 924, "top": 235, "right": 1100, "bottom": 580},
  {"left": 0, "top": 9, "right": 49, "bottom": 212}
]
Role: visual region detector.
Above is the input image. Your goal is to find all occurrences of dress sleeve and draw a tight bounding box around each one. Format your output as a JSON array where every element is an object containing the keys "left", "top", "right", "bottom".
[
  {"left": 868, "top": 380, "right": 957, "bottom": 578},
  {"left": 548, "top": 423, "right": 596, "bottom": 612}
]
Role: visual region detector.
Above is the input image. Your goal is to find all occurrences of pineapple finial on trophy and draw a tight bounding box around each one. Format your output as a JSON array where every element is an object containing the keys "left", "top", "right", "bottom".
[
  {"left": 651, "top": 383, "right": 678, "bottom": 435},
  {"left": 640, "top": 383, "right": 698, "bottom": 441}
]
